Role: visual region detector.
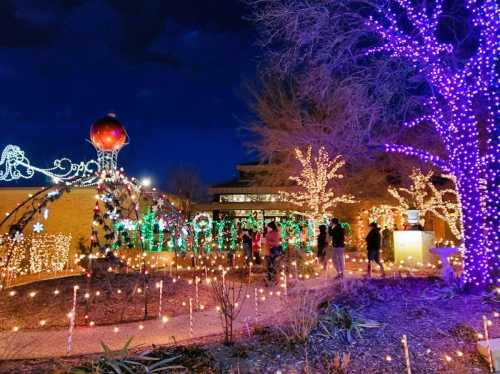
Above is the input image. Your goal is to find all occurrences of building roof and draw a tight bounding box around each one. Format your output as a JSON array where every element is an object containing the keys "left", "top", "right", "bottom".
[{"left": 191, "top": 201, "right": 302, "bottom": 212}]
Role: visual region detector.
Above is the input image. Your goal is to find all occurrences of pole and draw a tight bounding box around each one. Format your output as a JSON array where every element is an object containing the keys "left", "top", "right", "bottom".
[
  {"left": 158, "top": 280, "right": 163, "bottom": 320},
  {"left": 67, "top": 285, "right": 79, "bottom": 354},
  {"left": 483, "top": 316, "right": 494, "bottom": 373},
  {"left": 189, "top": 297, "right": 193, "bottom": 339},
  {"left": 401, "top": 335, "right": 411, "bottom": 374}
]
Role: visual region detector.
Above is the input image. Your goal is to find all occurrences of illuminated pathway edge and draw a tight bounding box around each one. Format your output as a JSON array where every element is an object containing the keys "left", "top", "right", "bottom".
[{"left": 0, "top": 278, "right": 329, "bottom": 360}]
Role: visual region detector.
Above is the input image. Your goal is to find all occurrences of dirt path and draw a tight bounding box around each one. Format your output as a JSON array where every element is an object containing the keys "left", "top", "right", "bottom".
[{"left": 0, "top": 277, "right": 331, "bottom": 360}]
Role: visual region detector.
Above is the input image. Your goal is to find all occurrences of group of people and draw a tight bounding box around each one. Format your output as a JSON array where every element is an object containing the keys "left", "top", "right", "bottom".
[
  {"left": 241, "top": 218, "right": 387, "bottom": 285},
  {"left": 317, "top": 218, "right": 385, "bottom": 279},
  {"left": 241, "top": 222, "right": 283, "bottom": 285}
]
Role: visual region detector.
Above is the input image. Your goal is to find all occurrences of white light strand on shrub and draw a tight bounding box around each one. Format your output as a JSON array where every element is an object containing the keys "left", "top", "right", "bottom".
[{"left": 30, "top": 234, "right": 71, "bottom": 274}]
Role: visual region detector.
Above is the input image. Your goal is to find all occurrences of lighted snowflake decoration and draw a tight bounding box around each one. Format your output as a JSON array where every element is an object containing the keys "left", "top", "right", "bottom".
[
  {"left": 13, "top": 231, "right": 24, "bottom": 243},
  {"left": 156, "top": 198, "right": 165, "bottom": 209},
  {"left": 33, "top": 222, "right": 44, "bottom": 234}
]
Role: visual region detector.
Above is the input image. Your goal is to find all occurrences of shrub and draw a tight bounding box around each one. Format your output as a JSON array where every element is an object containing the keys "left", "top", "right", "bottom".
[
  {"left": 317, "top": 304, "right": 382, "bottom": 344},
  {"left": 277, "top": 290, "right": 320, "bottom": 344}
]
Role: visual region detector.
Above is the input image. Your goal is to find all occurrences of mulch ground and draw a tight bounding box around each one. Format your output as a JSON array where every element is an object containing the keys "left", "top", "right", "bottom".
[
  {"left": 0, "top": 271, "right": 222, "bottom": 331},
  {"left": 2, "top": 277, "right": 496, "bottom": 373},
  {"left": 224, "top": 277, "right": 499, "bottom": 374}
]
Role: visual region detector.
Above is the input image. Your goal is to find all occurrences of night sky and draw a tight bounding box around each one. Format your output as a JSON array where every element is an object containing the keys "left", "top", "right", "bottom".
[{"left": 0, "top": 0, "right": 256, "bottom": 187}]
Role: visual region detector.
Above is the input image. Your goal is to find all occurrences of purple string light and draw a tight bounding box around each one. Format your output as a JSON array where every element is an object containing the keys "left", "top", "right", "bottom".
[{"left": 368, "top": 0, "right": 499, "bottom": 288}]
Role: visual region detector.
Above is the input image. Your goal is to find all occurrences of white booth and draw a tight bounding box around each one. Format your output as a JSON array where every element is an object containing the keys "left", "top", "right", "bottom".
[{"left": 394, "top": 231, "right": 436, "bottom": 265}]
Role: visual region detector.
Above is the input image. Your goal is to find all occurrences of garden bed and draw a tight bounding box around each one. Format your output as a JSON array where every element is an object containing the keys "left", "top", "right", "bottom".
[{"left": 0, "top": 277, "right": 497, "bottom": 373}]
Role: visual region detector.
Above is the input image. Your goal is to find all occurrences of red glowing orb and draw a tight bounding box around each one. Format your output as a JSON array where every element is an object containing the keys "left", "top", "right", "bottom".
[{"left": 90, "top": 115, "right": 127, "bottom": 152}]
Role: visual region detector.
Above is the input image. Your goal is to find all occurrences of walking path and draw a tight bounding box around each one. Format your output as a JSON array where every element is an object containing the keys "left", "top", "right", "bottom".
[{"left": 0, "top": 277, "right": 331, "bottom": 360}]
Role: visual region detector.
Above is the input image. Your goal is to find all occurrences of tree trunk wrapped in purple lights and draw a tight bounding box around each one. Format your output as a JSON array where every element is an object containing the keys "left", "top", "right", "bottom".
[{"left": 368, "top": 0, "right": 498, "bottom": 288}]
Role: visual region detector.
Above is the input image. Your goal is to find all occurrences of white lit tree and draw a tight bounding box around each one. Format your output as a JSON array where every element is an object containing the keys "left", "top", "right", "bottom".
[
  {"left": 282, "top": 146, "right": 355, "bottom": 221},
  {"left": 388, "top": 169, "right": 462, "bottom": 239}
]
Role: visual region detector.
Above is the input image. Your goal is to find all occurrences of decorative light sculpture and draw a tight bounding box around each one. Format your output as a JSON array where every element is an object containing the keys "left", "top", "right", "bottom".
[
  {"left": 90, "top": 114, "right": 128, "bottom": 171},
  {"left": 367, "top": 0, "right": 499, "bottom": 287},
  {"left": 0, "top": 145, "right": 98, "bottom": 185},
  {"left": 0, "top": 113, "right": 127, "bottom": 186}
]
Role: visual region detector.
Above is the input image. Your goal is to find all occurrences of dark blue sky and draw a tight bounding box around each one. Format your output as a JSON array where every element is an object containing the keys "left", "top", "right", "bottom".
[{"left": 0, "top": 0, "right": 257, "bottom": 186}]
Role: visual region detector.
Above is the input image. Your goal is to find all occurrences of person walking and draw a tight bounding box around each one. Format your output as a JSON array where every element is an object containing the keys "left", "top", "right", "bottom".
[
  {"left": 242, "top": 229, "right": 253, "bottom": 265},
  {"left": 366, "top": 222, "right": 385, "bottom": 278},
  {"left": 328, "top": 218, "right": 345, "bottom": 279},
  {"left": 317, "top": 225, "right": 328, "bottom": 269},
  {"left": 252, "top": 230, "right": 262, "bottom": 265},
  {"left": 264, "top": 222, "right": 281, "bottom": 285}
]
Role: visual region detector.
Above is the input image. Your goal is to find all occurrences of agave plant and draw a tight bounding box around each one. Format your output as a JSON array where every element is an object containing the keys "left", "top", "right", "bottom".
[
  {"left": 317, "top": 304, "right": 382, "bottom": 344},
  {"left": 69, "top": 337, "right": 188, "bottom": 374}
]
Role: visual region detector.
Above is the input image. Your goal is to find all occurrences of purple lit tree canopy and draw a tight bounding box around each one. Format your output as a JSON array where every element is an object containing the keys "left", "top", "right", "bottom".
[
  {"left": 368, "top": 0, "right": 499, "bottom": 288},
  {"left": 251, "top": 0, "right": 499, "bottom": 288}
]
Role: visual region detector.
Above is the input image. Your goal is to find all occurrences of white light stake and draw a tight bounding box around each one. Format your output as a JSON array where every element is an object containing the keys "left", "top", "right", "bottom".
[
  {"left": 222, "top": 270, "right": 226, "bottom": 289},
  {"left": 204, "top": 266, "right": 208, "bottom": 283},
  {"left": 293, "top": 261, "right": 298, "bottom": 279},
  {"left": 244, "top": 316, "right": 251, "bottom": 338},
  {"left": 483, "top": 315, "right": 494, "bottom": 373},
  {"left": 283, "top": 271, "right": 288, "bottom": 297},
  {"left": 67, "top": 285, "right": 78, "bottom": 354},
  {"left": 254, "top": 287, "right": 259, "bottom": 322},
  {"left": 189, "top": 297, "right": 193, "bottom": 338},
  {"left": 401, "top": 335, "right": 412, "bottom": 374},
  {"left": 249, "top": 262, "right": 252, "bottom": 284},
  {"left": 158, "top": 280, "right": 163, "bottom": 320},
  {"left": 195, "top": 277, "right": 200, "bottom": 309},
  {"left": 169, "top": 262, "right": 173, "bottom": 277}
]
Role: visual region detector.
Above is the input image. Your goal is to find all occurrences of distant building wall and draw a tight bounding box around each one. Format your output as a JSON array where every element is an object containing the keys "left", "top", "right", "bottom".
[{"left": 0, "top": 187, "right": 96, "bottom": 257}]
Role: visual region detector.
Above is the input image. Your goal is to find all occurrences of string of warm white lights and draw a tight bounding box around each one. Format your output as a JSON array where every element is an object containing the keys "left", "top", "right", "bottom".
[
  {"left": 388, "top": 169, "right": 463, "bottom": 239},
  {"left": 30, "top": 234, "right": 71, "bottom": 274}
]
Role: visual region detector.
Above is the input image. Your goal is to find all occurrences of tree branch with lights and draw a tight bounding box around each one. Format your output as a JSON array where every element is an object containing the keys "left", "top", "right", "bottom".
[
  {"left": 388, "top": 169, "right": 462, "bottom": 240},
  {"left": 281, "top": 146, "right": 355, "bottom": 221}
]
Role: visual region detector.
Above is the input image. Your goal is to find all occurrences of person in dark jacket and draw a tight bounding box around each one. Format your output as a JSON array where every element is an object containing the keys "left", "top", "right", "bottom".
[
  {"left": 242, "top": 229, "right": 253, "bottom": 265},
  {"left": 328, "top": 218, "right": 345, "bottom": 279},
  {"left": 366, "top": 222, "right": 385, "bottom": 278},
  {"left": 317, "top": 225, "right": 328, "bottom": 269}
]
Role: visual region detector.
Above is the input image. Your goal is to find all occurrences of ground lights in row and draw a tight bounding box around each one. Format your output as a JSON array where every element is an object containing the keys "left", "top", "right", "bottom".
[{"left": 9, "top": 297, "right": 498, "bottom": 371}]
